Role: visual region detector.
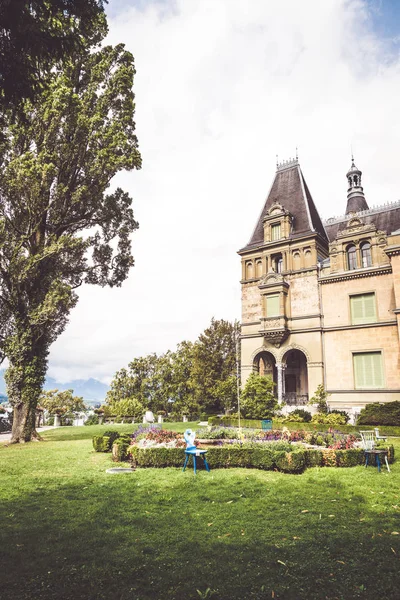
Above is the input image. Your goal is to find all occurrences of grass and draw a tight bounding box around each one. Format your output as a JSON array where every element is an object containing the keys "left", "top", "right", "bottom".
[{"left": 1, "top": 424, "right": 400, "bottom": 600}]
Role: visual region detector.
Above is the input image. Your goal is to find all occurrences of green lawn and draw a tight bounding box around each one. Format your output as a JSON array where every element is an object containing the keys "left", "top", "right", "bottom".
[{"left": 1, "top": 425, "right": 400, "bottom": 600}]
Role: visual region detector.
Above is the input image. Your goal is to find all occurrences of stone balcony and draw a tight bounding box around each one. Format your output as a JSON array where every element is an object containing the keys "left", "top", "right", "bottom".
[{"left": 259, "top": 316, "right": 290, "bottom": 347}]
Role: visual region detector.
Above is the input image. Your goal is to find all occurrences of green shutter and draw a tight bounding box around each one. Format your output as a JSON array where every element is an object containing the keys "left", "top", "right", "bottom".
[
  {"left": 353, "top": 352, "right": 384, "bottom": 389},
  {"left": 266, "top": 294, "right": 280, "bottom": 317},
  {"left": 350, "top": 293, "right": 376, "bottom": 324}
]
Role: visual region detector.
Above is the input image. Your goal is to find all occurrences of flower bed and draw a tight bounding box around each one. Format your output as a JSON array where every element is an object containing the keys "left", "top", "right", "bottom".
[{"left": 92, "top": 427, "right": 395, "bottom": 472}]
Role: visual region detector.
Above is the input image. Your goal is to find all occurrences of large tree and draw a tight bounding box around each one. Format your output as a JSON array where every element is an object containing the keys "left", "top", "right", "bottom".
[
  {"left": 191, "top": 318, "right": 240, "bottom": 413},
  {"left": 0, "top": 0, "right": 107, "bottom": 108},
  {"left": 0, "top": 43, "right": 141, "bottom": 443}
]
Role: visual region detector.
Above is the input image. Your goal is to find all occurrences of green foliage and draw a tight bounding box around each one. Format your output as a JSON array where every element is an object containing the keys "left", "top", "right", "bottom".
[
  {"left": 112, "top": 439, "right": 130, "bottom": 462},
  {"left": 0, "top": 0, "right": 108, "bottom": 108},
  {"left": 190, "top": 319, "right": 240, "bottom": 413},
  {"left": 282, "top": 409, "right": 312, "bottom": 423},
  {"left": 335, "top": 449, "right": 365, "bottom": 467},
  {"left": 107, "top": 319, "right": 239, "bottom": 418},
  {"left": 128, "top": 443, "right": 374, "bottom": 473},
  {"left": 311, "top": 413, "right": 347, "bottom": 426},
  {"left": 39, "top": 389, "right": 86, "bottom": 415},
  {"left": 84, "top": 414, "right": 99, "bottom": 426},
  {"left": 274, "top": 450, "right": 306, "bottom": 473},
  {"left": 309, "top": 384, "right": 329, "bottom": 413},
  {"left": 0, "top": 40, "right": 141, "bottom": 442},
  {"left": 240, "top": 373, "right": 278, "bottom": 419},
  {"left": 329, "top": 409, "right": 350, "bottom": 424},
  {"left": 357, "top": 401, "right": 400, "bottom": 426},
  {"left": 92, "top": 435, "right": 111, "bottom": 452},
  {"left": 107, "top": 397, "right": 145, "bottom": 420}
]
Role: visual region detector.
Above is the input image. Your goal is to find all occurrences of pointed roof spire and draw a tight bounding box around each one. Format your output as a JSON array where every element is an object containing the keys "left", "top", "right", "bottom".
[
  {"left": 241, "top": 158, "right": 328, "bottom": 250},
  {"left": 345, "top": 156, "right": 369, "bottom": 214}
]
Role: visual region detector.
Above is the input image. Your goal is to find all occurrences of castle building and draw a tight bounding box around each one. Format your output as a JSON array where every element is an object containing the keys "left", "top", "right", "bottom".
[{"left": 238, "top": 157, "right": 400, "bottom": 415}]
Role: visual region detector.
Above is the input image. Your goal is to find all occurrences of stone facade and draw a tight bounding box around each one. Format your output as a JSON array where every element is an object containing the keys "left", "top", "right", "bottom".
[{"left": 238, "top": 158, "right": 400, "bottom": 415}]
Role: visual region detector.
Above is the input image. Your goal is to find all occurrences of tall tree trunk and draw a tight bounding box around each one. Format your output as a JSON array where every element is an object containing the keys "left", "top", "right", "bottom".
[{"left": 6, "top": 336, "right": 48, "bottom": 443}]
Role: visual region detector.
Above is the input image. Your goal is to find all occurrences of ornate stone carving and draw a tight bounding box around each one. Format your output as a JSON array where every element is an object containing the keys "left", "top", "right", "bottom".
[{"left": 262, "top": 329, "right": 290, "bottom": 348}]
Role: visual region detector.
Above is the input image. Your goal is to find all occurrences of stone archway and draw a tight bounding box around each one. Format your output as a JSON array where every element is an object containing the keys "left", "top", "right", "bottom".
[
  {"left": 253, "top": 351, "right": 277, "bottom": 387},
  {"left": 281, "top": 349, "right": 309, "bottom": 406}
]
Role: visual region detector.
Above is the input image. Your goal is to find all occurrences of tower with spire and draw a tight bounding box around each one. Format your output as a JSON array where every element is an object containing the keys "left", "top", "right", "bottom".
[{"left": 345, "top": 157, "right": 369, "bottom": 214}]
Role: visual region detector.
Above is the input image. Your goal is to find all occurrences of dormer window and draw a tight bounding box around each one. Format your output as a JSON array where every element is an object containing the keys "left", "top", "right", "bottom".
[
  {"left": 346, "top": 244, "right": 357, "bottom": 270},
  {"left": 271, "top": 223, "right": 281, "bottom": 241},
  {"left": 360, "top": 241, "right": 372, "bottom": 268}
]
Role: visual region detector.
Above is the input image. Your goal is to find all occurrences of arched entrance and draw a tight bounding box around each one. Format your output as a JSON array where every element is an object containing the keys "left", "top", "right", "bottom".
[
  {"left": 253, "top": 351, "right": 277, "bottom": 385},
  {"left": 282, "top": 349, "right": 308, "bottom": 405}
]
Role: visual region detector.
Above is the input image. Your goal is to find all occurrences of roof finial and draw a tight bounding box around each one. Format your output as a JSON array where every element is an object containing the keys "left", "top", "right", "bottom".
[
  {"left": 351, "top": 144, "right": 354, "bottom": 166},
  {"left": 276, "top": 154, "right": 279, "bottom": 169},
  {"left": 295, "top": 146, "right": 298, "bottom": 160}
]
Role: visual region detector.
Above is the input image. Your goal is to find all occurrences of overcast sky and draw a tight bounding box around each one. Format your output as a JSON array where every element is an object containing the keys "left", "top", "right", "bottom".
[{"left": 47, "top": 0, "right": 400, "bottom": 384}]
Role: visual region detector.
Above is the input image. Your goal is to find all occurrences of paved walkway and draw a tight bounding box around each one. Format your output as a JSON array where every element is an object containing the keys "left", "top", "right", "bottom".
[{"left": 0, "top": 426, "right": 56, "bottom": 442}]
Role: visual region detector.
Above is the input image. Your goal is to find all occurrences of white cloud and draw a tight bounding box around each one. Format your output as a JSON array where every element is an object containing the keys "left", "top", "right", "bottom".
[{"left": 48, "top": 0, "right": 400, "bottom": 382}]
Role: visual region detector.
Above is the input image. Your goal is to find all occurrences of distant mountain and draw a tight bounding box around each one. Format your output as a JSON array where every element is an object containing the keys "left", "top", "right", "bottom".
[{"left": 0, "top": 371, "right": 109, "bottom": 405}]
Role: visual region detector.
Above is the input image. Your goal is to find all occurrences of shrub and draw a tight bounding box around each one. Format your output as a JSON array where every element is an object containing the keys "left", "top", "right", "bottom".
[
  {"left": 92, "top": 430, "right": 121, "bottom": 452},
  {"left": 240, "top": 373, "right": 278, "bottom": 419},
  {"left": 92, "top": 435, "right": 111, "bottom": 452},
  {"left": 329, "top": 409, "right": 350, "bottom": 424},
  {"left": 309, "top": 384, "right": 330, "bottom": 413},
  {"left": 274, "top": 450, "right": 306, "bottom": 473},
  {"left": 311, "top": 413, "right": 347, "bottom": 426},
  {"left": 357, "top": 402, "right": 400, "bottom": 426},
  {"left": 335, "top": 449, "right": 364, "bottom": 467},
  {"left": 85, "top": 414, "right": 99, "bottom": 426},
  {"left": 112, "top": 439, "right": 131, "bottom": 462},
  {"left": 304, "top": 449, "right": 323, "bottom": 468},
  {"left": 282, "top": 409, "right": 312, "bottom": 423}
]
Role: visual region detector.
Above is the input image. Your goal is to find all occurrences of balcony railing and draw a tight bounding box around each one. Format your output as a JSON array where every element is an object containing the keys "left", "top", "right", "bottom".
[{"left": 283, "top": 393, "right": 309, "bottom": 406}]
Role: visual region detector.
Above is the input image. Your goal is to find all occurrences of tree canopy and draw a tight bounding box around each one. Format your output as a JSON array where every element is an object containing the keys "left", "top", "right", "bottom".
[
  {"left": 0, "top": 0, "right": 107, "bottom": 107},
  {"left": 39, "top": 388, "right": 86, "bottom": 415},
  {"left": 240, "top": 373, "right": 278, "bottom": 419},
  {"left": 105, "top": 319, "right": 240, "bottom": 418},
  {"left": 0, "top": 42, "right": 141, "bottom": 442}
]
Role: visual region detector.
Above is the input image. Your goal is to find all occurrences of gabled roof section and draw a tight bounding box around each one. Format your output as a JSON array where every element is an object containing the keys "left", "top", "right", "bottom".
[{"left": 241, "top": 159, "right": 328, "bottom": 251}]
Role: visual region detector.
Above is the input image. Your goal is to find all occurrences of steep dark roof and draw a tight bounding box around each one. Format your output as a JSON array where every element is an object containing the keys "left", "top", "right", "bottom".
[
  {"left": 325, "top": 203, "right": 400, "bottom": 242},
  {"left": 345, "top": 194, "right": 369, "bottom": 214},
  {"left": 241, "top": 161, "right": 328, "bottom": 251}
]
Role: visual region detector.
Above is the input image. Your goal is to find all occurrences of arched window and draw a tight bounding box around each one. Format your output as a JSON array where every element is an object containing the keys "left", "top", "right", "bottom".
[
  {"left": 246, "top": 262, "right": 253, "bottom": 279},
  {"left": 272, "top": 254, "right": 283, "bottom": 273},
  {"left": 346, "top": 245, "right": 357, "bottom": 270},
  {"left": 304, "top": 250, "right": 312, "bottom": 268},
  {"left": 360, "top": 242, "right": 372, "bottom": 268}
]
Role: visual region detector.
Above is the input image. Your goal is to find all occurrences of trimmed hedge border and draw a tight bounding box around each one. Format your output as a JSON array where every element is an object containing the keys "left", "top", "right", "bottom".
[
  {"left": 209, "top": 416, "right": 400, "bottom": 437},
  {"left": 127, "top": 444, "right": 395, "bottom": 473}
]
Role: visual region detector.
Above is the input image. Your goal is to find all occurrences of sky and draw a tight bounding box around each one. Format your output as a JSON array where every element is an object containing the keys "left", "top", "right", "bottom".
[{"left": 46, "top": 0, "right": 400, "bottom": 384}]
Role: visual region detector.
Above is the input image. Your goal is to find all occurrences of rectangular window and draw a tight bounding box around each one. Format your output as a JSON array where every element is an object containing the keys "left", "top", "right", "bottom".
[
  {"left": 350, "top": 293, "right": 376, "bottom": 325},
  {"left": 266, "top": 294, "right": 280, "bottom": 317},
  {"left": 271, "top": 223, "right": 281, "bottom": 241},
  {"left": 353, "top": 352, "right": 384, "bottom": 389}
]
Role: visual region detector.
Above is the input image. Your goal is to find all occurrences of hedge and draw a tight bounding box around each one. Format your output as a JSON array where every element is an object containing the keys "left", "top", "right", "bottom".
[
  {"left": 209, "top": 416, "right": 400, "bottom": 436},
  {"left": 127, "top": 444, "right": 394, "bottom": 473}
]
